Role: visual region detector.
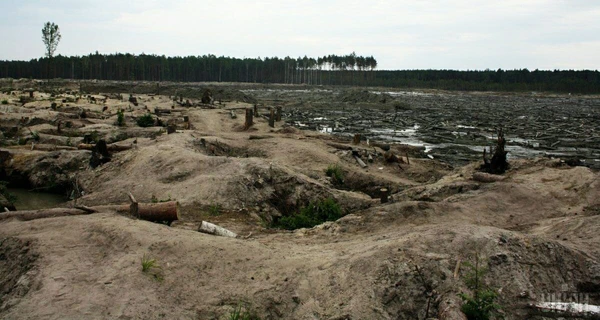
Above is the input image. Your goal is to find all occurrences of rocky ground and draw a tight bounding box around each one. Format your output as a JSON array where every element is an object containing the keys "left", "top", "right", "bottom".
[{"left": 0, "top": 79, "right": 599, "bottom": 319}]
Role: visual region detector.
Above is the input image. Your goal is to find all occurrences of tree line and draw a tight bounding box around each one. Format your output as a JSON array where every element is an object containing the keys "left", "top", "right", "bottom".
[{"left": 1, "top": 53, "right": 599, "bottom": 93}]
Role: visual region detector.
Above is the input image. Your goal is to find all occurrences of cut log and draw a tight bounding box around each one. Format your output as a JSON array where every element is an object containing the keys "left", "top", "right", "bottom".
[
  {"left": 136, "top": 201, "right": 179, "bottom": 222},
  {"left": 31, "top": 144, "right": 78, "bottom": 151},
  {"left": 0, "top": 208, "right": 92, "bottom": 222},
  {"left": 78, "top": 143, "right": 132, "bottom": 152},
  {"left": 198, "top": 221, "right": 237, "bottom": 238},
  {"left": 472, "top": 172, "right": 506, "bottom": 183},
  {"left": 354, "top": 155, "right": 367, "bottom": 168}
]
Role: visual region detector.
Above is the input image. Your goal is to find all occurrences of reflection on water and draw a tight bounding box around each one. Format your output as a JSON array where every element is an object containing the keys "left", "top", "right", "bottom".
[{"left": 7, "top": 188, "right": 67, "bottom": 210}]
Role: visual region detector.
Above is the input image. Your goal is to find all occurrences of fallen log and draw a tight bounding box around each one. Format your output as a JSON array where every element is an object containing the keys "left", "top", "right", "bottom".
[
  {"left": 31, "top": 144, "right": 78, "bottom": 151},
  {"left": 78, "top": 143, "right": 132, "bottom": 152},
  {"left": 0, "top": 200, "right": 180, "bottom": 223},
  {"left": 354, "top": 155, "right": 367, "bottom": 168},
  {"left": 472, "top": 172, "right": 506, "bottom": 183},
  {"left": 0, "top": 208, "right": 92, "bottom": 221},
  {"left": 198, "top": 221, "right": 237, "bottom": 238}
]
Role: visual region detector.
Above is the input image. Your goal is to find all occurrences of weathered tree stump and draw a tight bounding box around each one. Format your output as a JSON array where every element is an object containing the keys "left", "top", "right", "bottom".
[
  {"left": 269, "top": 108, "right": 275, "bottom": 127},
  {"left": 353, "top": 133, "right": 361, "bottom": 145},
  {"left": 481, "top": 128, "right": 509, "bottom": 174},
  {"left": 245, "top": 108, "right": 253, "bottom": 129},
  {"left": 380, "top": 188, "right": 389, "bottom": 203},
  {"left": 253, "top": 104, "right": 259, "bottom": 117},
  {"left": 276, "top": 106, "right": 282, "bottom": 121}
]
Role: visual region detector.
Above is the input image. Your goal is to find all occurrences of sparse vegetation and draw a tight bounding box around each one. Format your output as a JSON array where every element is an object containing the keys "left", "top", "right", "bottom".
[
  {"left": 136, "top": 113, "right": 155, "bottom": 127},
  {"left": 31, "top": 131, "right": 40, "bottom": 141},
  {"left": 116, "top": 109, "right": 125, "bottom": 126},
  {"left": 141, "top": 254, "right": 163, "bottom": 281},
  {"left": 325, "top": 163, "right": 344, "bottom": 185},
  {"left": 276, "top": 198, "right": 343, "bottom": 230},
  {"left": 459, "top": 252, "right": 501, "bottom": 320},
  {"left": 229, "top": 303, "right": 260, "bottom": 320},
  {"left": 1, "top": 99, "right": 8, "bottom": 105},
  {"left": 208, "top": 203, "right": 221, "bottom": 216}
]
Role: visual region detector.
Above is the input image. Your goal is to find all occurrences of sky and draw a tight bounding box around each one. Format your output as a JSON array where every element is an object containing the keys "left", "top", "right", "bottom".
[{"left": 0, "top": 0, "right": 598, "bottom": 70}]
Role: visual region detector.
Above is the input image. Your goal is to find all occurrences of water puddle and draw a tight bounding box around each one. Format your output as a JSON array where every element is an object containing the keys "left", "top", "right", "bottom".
[{"left": 7, "top": 188, "right": 67, "bottom": 210}]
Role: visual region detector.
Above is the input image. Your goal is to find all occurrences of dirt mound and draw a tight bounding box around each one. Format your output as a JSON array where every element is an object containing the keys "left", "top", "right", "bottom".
[
  {"left": 0, "top": 237, "right": 38, "bottom": 313},
  {"left": 339, "top": 89, "right": 393, "bottom": 104}
]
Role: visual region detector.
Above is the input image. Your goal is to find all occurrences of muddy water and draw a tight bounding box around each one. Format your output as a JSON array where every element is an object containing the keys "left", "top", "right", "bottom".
[{"left": 8, "top": 188, "right": 67, "bottom": 210}]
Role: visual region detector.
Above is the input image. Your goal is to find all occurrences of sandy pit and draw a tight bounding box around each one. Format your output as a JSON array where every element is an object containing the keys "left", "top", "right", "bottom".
[{"left": 0, "top": 79, "right": 599, "bottom": 319}]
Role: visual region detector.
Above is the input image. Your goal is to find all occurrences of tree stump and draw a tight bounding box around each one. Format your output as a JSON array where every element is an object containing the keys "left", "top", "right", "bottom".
[
  {"left": 276, "top": 106, "right": 282, "bottom": 121},
  {"left": 253, "top": 104, "right": 259, "bottom": 117},
  {"left": 269, "top": 108, "right": 275, "bottom": 127},
  {"left": 353, "top": 133, "right": 361, "bottom": 145},
  {"left": 380, "top": 188, "right": 389, "bottom": 203},
  {"left": 244, "top": 108, "right": 253, "bottom": 129}
]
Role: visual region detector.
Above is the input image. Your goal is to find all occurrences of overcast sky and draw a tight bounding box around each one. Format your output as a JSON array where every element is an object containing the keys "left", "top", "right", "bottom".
[{"left": 0, "top": 0, "right": 598, "bottom": 70}]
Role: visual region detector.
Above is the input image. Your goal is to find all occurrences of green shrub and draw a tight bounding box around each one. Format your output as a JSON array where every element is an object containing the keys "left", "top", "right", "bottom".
[
  {"left": 141, "top": 254, "right": 163, "bottom": 281},
  {"left": 116, "top": 109, "right": 125, "bottom": 126},
  {"left": 31, "top": 131, "right": 40, "bottom": 141},
  {"left": 208, "top": 203, "right": 221, "bottom": 216},
  {"left": 459, "top": 290, "right": 500, "bottom": 320},
  {"left": 459, "top": 252, "right": 501, "bottom": 320},
  {"left": 136, "top": 113, "right": 155, "bottom": 127},
  {"left": 1, "top": 99, "right": 7, "bottom": 105},
  {"left": 276, "top": 198, "right": 343, "bottom": 230},
  {"left": 325, "top": 164, "right": 344, "bottom": 185}
]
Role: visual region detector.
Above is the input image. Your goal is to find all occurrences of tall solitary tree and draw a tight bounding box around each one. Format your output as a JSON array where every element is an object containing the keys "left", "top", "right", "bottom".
[{"left": 42, "top": 22, "right": 61, "bottom": 58}]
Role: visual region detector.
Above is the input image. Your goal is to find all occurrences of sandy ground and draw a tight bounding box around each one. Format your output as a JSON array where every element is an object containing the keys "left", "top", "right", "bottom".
[{"left": 1, "top": 82, "right": 599, "bottom": 319}]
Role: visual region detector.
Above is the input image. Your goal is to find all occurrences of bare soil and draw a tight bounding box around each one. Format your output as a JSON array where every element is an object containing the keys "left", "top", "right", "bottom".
[{"left": 0, "top": 79, "right": 599, "bottom": 319}]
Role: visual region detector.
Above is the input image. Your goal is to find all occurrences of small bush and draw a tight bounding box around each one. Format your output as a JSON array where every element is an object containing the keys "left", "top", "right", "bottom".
[
  {"left": 229, "top": 303, "right": 259, "bottom": 320},
  {"left": 1, "top": 99, "right": 8, "bottom": 105},
  {"left": 136, "top": 113, "right": 155, "bottom": 127},
  {"left": 141, "top": 254, "right": 163, "bottom": 281},
  {"left": 208, "top": 203, "right": 221, "bottom": 216},
  {"left": 459, "top": 252, "right": 501, "bottom": 320},
  {"left": 31, "top": 131, "right": 40, "bottom": 141},
  {"left": 276, "top": 198, "right": 343, "bottom": 230},
  {"left": 459, "top": 290, "right": 500, "bottom": 320},
  {"left": 325, "top": 164, "right": 344, "bottom": 185},
  {"left": 116, "top": 109, "right": 125, "bottom": 126}
]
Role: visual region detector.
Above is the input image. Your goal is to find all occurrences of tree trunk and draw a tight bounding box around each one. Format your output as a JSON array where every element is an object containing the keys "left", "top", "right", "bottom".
[{"left": 198, "top": 221, "right": 237, "bottom": 238}]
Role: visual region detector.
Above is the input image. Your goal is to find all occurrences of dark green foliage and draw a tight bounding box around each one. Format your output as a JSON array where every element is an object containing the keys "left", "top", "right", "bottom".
[
  {"left": 31, "top": 131, "right": 40, "bottom": 141},
  {"left": 459, "top": 252, "right": 502, "bottom": 320},
  {"left": 459, "top": 290, "right": 501, "bottom": 320},
  {"left": 136, "top": 113, "right": 155, "bottom": 127},
  {"left": 325, "top": 164, "right": 344, "bottom": 185},
  {"left": 325, "top": 164, "right": 344, "bottom": 184},
  {"left": 208, "top": 203, "right": 221, "bottom": 216},
  {"left": 1, "top": 99, "right": 7, "bottom": 105},
  {"left": 0, "top": 181, "right": 17, "bottom": 204},
  {"left": 276, "top": 198, "right": 343, "bottom": 230},
  {"left": 0, "top": 52, "right": 599, "bottom": 93},
  {"left": 116, "top": 109, "right": 125, "bottom": 126}
]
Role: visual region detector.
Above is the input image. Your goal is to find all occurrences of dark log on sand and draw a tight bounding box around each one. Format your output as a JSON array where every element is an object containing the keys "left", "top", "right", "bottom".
[
  {"left": 0, "top": 201, "right": 180, "bottom": 223},
  {"left": 78, "top": 143, "right": 132, "bottom": 152}
]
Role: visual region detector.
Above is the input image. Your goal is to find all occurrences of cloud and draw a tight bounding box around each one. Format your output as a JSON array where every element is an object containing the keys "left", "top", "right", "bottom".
[{"left": 0, "top": 0, "right": 598, "bottom": 70}]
